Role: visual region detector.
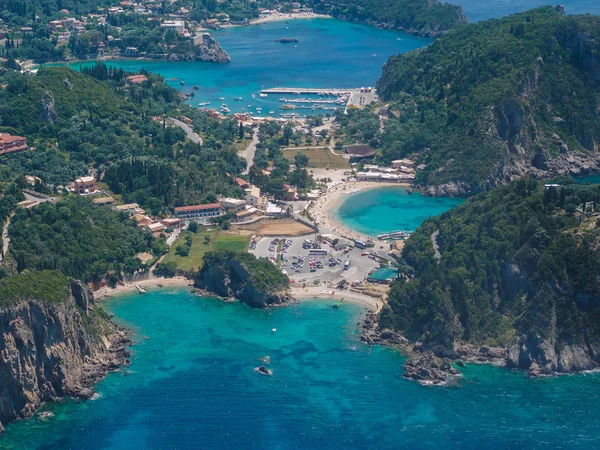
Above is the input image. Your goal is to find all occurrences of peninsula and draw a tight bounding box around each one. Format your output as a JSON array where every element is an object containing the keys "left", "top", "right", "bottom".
[{"left": 375, "top": 6, "right": 600, "bottom": 195}]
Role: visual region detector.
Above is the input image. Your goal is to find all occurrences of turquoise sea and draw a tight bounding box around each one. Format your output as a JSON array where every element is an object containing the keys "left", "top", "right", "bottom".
[
  {"left": 68, "top": 20, "right": 429, "bottom": 117},
  {"left": 3, "top": 289, "right": 600, "bottom": 449},
  {"left": 335, "top": 187, "right": 464, "bottom": 236}
]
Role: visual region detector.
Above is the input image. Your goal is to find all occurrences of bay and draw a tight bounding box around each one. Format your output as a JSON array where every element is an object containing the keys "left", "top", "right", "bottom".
[
  {"left": 3, "top": 289, "right": 600, "bottom": 449},
  {"left": 335, "top": 187, "right": 464, "bottom": 237},
  {"left": 67, "top": 19, "right": 430, "bottom": 117}
]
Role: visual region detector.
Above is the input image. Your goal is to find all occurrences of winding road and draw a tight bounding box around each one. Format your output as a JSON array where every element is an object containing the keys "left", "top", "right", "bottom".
[
  {"left": 1, "top": 212, "right": 14, "bottom": 263},
  {"left": 168, "top": 118, "right": 203, "bottom": 145},
  {"left": 241, "top": 131, "right": 259, "bottom": 175}
]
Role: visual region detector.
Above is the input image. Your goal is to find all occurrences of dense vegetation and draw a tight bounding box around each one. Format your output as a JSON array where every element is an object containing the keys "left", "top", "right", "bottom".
[
  {"left": 311, "top": 0, "right": 466, "bottom": 35},
  {"left": 0, "top": 66, "right": 246, "bottom": 211},
  {"left": 199, "top": 249, "right": 289, "bottom": 294},
  {"left": 8, "top": 196, "right": 154, "bottom": 283},
  {"left": 376, "top": 7, "right": 600, "bottom": 192},
  {"left": 0, "top": 270, "right": 70, "bottom": 305},
  {"left": 382, "top": 178, "right": 600, "bottom": 356}
]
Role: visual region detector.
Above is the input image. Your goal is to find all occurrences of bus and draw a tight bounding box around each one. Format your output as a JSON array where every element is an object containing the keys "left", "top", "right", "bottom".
[
  {"left": 354, "top": 240, "right": 367, "bottom": 249},
  {"left": 308, "top": 249, "right": 328, "bottom": 256},
  {"left": 344, "top": 260, "right": 351, "bottom": 270}
]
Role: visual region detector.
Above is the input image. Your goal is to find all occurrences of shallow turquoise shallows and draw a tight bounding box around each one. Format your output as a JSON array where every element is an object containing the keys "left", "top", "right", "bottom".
[
  {"left": 335, "top": 186, "right": 464, "bottom": 236},
  {"left": 3, "top": 288, "right": 600, "bottom": 449},
  {"left": 66, "top": 19, "right": 430, "bottom": 117}
]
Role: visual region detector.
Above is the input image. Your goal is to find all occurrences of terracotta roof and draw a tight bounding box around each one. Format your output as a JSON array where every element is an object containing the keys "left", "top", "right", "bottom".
[
  {"left": 174, "top": 203, "right": 222, "bottom": 212},
  {"left": 0, "top": 134, "right": 26, "bottom": 144}
]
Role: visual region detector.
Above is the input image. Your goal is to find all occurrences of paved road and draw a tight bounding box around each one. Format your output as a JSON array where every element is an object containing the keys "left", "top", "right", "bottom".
[
  {"left": 1, "top": 212, "right": 14, "bottom": 262},
  {"left": 169, "top": 118, "right": 203, "bottom": 145},
  {"left": 241, "top": 131, "right": 259, "bottom": 175}
]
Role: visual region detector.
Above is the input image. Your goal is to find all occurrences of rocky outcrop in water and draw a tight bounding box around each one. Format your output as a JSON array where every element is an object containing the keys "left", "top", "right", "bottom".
[
  {"left": 403, "top": 352, "right": 461, "bottom": 385},
  {"left": 0, "top": 280, "right": 130, "bottom": 432},
  {"left": 195, "top": 251, "right": 290, "bottom": 308},
  {"left": 168, "top": 34, "right": 230, "bottom": 63}
]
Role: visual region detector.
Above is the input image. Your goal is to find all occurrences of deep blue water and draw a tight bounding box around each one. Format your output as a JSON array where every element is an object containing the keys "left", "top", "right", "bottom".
[
  {"left": 452, "top": 0, "right": 600, "bottom": 22},
  {"left": 68, "top": 19, "right": 429, "bottom": 117},
  {"left": 336, "top": 187, "right": 464, "bottom": 236},
  {"left": 3, "top": 289, "right": 600, "bottom": 449}
]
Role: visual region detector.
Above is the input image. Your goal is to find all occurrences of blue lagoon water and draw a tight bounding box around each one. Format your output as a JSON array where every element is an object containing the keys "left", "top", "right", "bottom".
[
  {"left": 336, "top": 187, "right": 464, "bottom": 236},
  {"left": 3, "top": 288, "right": 600, "bottom": 449},
  {"left": 68, "top": 20, "right": 429, "bottom": 117}
]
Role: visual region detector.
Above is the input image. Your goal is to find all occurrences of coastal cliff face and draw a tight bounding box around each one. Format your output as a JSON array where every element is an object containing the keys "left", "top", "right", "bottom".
[
  {"left": 377, "top": 7, "right": 600, "bottom": 194},
  {"left": 0, "top": 280, "right": 129, "bottom": 432},
  {"left": 195, "top": 251, "right": 290, "bottom": 308},
  {"left": 380, "top": 180, "right": 600, "bottom": 380},
  {"left": 168, "top": 34, "right": 230, "bottom": 63}
]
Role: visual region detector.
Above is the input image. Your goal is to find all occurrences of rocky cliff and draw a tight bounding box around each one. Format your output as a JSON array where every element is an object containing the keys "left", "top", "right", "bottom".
[
  {"left": 0, "top": 280, "right": 129, "bottom": 432},
  {"left": 381, "top": 180, "right": 600, "bottom": 380},
  {"left": 377, "top": 7, "right": 600, "bottom": 194},
  {"left": 195, "top": 251, "right": 290, "bottom": 308},
  {"left": 168, "top": 34, "right": 230, "bottom": 63}
]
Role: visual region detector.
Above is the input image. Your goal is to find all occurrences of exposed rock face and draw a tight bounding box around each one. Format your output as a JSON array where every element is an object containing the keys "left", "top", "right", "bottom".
[
  {"left": 0, "top": 280, "right": 130, "bottom": 431},
  {"left": 196, "top": 258, "right": 290, "bottom": 308},
  {"left": 168, "top": 34, "right": 230, "bottom": 63},
  {"left": 39, "top": 90, "right": 57, "bottom": 124},
  {"left": 507, "top": 332, "right": 599, "bottom": 377}
]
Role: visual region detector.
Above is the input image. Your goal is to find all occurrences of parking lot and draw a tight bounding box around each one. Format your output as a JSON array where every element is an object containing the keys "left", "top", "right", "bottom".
[{"left": 249, "top": 235, "right": 386, "bottom": 285}]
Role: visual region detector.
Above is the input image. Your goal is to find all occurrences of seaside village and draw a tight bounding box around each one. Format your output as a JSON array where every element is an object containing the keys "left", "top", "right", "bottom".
[
  {"left": 2, "top": 0, "right": 325, "bottom": 72},
  {"left": 0, "top": 0, "right": 426, "bottom": 301}
]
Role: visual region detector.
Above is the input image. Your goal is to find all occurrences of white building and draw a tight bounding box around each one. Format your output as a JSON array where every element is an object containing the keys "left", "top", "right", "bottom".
[
  {"left": 161, "top": 20, "right": 185, "bottom": 34},
  {"left": 265, "top": 202, "right": 284, "bottom": 216},
  {"left": 245, "top": 186, "right": 263, "bottom": 208},
  {"left": 220, "top": 197, "right": 247, "bottom": 212},
  {"left": 174, "top": 203, "right": 223, "bottom": 221}
]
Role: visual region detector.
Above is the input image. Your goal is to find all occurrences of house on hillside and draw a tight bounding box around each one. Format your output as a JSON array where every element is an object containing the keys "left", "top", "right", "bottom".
[
  {"left": 73, "top": 176, "right": 97, "bottom": 194},
  {"left": 0, "top": 134, "right": 28, "bottom": 155}
]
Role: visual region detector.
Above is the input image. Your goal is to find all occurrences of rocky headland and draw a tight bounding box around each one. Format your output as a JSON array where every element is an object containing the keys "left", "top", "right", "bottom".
[
  {"left": 168, "top": 34, "right": 230, "bottom": 63},
  {"left": 194, "top": 251, "right": 291, "bottom": 308},
  {"left": 0, "top": 280, "right": 130, "bottom": 433}
]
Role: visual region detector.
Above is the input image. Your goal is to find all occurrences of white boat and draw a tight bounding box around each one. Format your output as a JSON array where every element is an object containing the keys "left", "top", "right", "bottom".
[
  {"left": 269, "top": 111, "right": 275, "bottom": 114},
  {"left": 272, "top": 328, "right": 277, "bottom": 333},
  {"left": 260, "top": 93, "right": 268, "bottom": 98},
  {"left": 219, "top": 97, "right": 225, "bottom": 100}
]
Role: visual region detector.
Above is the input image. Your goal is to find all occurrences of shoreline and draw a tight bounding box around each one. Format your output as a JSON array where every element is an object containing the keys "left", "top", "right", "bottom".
[
  {"left": 94, "top": 277, "right": 381, "bottom": 313},
  {"left": 290, "top": 286, "right": 382, "bottom": 312},
  {"left": 93, "top": 276, "right": 194, "bottom": 300},
  {"left": 310, "top": 181, "right": 411, "bottom": 242}
]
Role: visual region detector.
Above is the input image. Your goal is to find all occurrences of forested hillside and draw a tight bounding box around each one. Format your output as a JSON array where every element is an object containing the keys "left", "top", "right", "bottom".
[
  {"left": 382, "top": 178, "right": 600, "bottom": 375},
  {"left": 0, "top": 66, "right": 245, "bottom": 211},
  {"left": 377, "top": 6, "right": 600, "bottom": 194},
  {"left": 311, "top": 0, "right": 467, "bottom": 36}
]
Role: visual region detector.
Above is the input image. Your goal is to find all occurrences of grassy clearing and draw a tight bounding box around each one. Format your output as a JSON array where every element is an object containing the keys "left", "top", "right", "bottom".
[
  {"left": 282, "top": 147, "right": 350, "bottom": 169},
  {"left": 162, "top": 229, "right": 250, "bottom": 273}
]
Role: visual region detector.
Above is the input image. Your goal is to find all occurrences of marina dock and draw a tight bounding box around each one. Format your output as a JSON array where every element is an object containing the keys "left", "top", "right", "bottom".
[{"left": 260, "top": 87, "right": 358, "bottom": 95}]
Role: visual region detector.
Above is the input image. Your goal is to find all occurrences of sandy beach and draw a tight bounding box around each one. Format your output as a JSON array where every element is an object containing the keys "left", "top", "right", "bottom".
[
  {"left": 309, "top": 181, "right": 410, "bottom": 242},
  {"left": 248, "top": 13, "right": 332, "bottom": 26},
  {"left": 290, "top": 286, "right": 382, "bottom": 311},
  {"left": 94, "top": 276, "right": 194, "bottom": 300}
]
